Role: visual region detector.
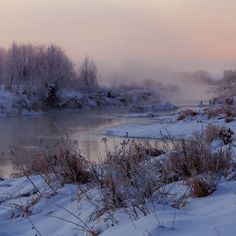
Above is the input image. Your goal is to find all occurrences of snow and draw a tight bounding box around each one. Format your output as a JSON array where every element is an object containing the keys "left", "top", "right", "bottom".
[
  {"left": 103, "top": 104, "right": 236, "bottom": 140},
  {"left": 0, "top": 90, "right": 44, "bottom": 117},
  {"left": 211, "top": 139, "right": 225, "bottom": 149},
  {"left": 59, "top": 88, "right": 176, "bottom": 112},
  {"left": 0, "top": 88, "right": 176, "bottom": 117},
  {"left": 0, "top": 96, "right": 236, "bottom": 235},
  {"left": 88, "top": 181, "right": 236, "bottom": 236},
  {"left": 103, "top": 119, "right": 228, "bottom": 139},
  {"left": 0, "top": 176, "right": 236, "bottom": 236}
]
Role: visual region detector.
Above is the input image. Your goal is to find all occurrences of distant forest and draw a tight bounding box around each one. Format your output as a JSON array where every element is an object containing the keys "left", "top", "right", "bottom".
[{"left": 0, "top": 43, "right": 98, "bottom": 95}]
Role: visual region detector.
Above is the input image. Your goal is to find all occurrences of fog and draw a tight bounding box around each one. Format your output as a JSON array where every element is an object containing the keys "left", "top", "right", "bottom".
[
  {"left": 99, "top": 63, "right": 217, "bottom": 103},
  {"left": 0, "top": 0, "right": 235, "bottom": 102}
]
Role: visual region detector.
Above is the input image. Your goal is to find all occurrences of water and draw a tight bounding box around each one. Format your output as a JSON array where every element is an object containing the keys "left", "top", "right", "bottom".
[{"left": 0, "top": 110, "right": 160, "bottom": 178}]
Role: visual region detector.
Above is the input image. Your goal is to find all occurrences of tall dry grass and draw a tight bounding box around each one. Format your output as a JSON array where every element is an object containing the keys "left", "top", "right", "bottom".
[{"left": 13, "top": 126, "right": 234, "bottom": 220}]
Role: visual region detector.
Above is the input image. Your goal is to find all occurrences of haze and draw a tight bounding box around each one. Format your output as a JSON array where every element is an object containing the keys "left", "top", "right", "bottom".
[{"left": 0, "top": 0, "right": 235, "bottom": 101}]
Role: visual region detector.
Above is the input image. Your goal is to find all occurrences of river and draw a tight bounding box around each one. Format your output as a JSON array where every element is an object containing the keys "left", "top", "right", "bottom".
[{"left": 0, "top": 110, "right": 164, "bottom": 178}]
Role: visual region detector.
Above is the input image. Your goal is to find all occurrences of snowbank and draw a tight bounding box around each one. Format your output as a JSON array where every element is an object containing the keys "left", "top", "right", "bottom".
[
  {"left": 0, "top": 176, "right": 236, "bottom": 236},
  {"left": 0, "top": 90, "right": 44, "bottom": 117},
  {"left": 59, "top": 88, "right": 176, "bottom": 112},
  {"left": 103, "top": 119, "right": 229, "bottom": 139},
  {"left": 0, "top": 88, "right": 176, "bottom": 117}
]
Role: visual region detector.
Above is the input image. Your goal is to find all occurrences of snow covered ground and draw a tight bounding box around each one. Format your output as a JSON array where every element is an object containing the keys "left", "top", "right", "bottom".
[
  {"left": 103, "top": 115, "right": 230, "bottom": 139},
  {"left": 0, "top": 88, "right": 176, "bottom": 117},
  {"left": 0, "top": 90, "right": 45, "bottom": 117},
  {"left": 0, "top": 98, "right": 236, "bottom": 235},
  {"left": 0, "top": 175, "right": 235, "bottom": 235},
  {"left": 103, "top": 181, "right": 236, "bottom": 236}
]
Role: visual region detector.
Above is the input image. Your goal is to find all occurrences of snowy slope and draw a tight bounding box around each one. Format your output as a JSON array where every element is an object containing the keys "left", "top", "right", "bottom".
[
  {"left": 103, "top": 118, "right": 229, "bottom": 139},
  {"left": 0, "top": 176, "right": 235, "bottom": 236}
]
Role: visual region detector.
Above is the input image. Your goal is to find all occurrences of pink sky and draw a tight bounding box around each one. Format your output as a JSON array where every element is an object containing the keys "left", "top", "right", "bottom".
[{"left": 0, "top": 0, "right": 236, "bottom": 74}]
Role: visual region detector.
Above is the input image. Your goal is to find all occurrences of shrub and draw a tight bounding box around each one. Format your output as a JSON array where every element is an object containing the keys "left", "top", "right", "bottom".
[
  {"left": 207, "top": 107, "right": 223, "bottom": 119},
  {"left": 93, "top": 139, "right": 164, "bottom": 218},
  {"left": 205, "top": 124, "right": 222, "bottom": 143},
  {"left": 206, "top": 105, "right": 236, "bottom": 122},
  {"left": 219, "top": 127, "right": 235, "bottom": 144},
  {"left": 13, "top": 126, "right": 234, "bottom": 221},
  {"left": 177, "top": 109, "right": 198, "bottom": 121},
  {"left": 21, "top": 147, "right": 93, "bottom": 185},
  {"left": 158, "top": 132, "right": 232, "bottom": 197},
  {"left": 187, "top": 175, "right": 217, "bottom": 197},
  {"left": 168, "top": 134, "right": 231, "bottom": 179}
]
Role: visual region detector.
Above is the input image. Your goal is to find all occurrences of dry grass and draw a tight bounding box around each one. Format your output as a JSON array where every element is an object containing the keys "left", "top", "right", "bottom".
[
  {"left": 98, "top": 140, "right": 158, "bottom": 209},
  {"left": 20, "top": 147, "right": 94, "bottom": 185},
  {"left": 12, "top": 126, "right": 234, "bottom": 220},
  {"left": 177, "top": 109, "right": 198, "bottom": 121},
  {"left": 187, "top": 175, "right": 216, "bottom": 198},
  {"left": 207, "top": 107, "right": 223, "bottom": 119},
  {"left": 205, "top": 124, "right": 222, "bottom": 143},
  {"left": 204, "top": 124, "right": 235, "bottom": 145},
  {"left": 169, "top": 134, "right": 231, "bottom": 178},
  {"left": 158, "top": 132, "right": 232, "bottom": 197},
  {"left": 225, "top": 117, "right": 234, "bottom": 123},
  {"left": 206, "top": 105, "right": 236, "bottom": 122}
]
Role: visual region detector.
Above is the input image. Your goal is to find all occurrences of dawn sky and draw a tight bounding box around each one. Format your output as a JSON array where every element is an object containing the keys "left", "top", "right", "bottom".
[{"left": 0, "top": 0, "right": 236, "bottom": 75}]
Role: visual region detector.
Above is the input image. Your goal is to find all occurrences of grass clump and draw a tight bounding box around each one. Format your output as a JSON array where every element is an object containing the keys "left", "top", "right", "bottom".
[
  {"left": 171, "top": 134, "right": 231, "bottom": 178},
  {"left": 205, "top": 124, "right": 222, "bottom": 143},
  {"left": 177, "top": 109, "right": 198, "bottom": 121},
  {"left": 20, "top": 147, "right": 94, "bottom": 185},
  {"left": 159, "top": 132, "right": 232, "bottom": 198},
  {"left": 13, "top": 125, "right": 234, "bottom": 220},
  {"left": 206, "top": 105, "right": 236, "bottom": 122},
  {"left": 187, "top": 175, "right": 217, "bottom": 198},
  {"left": 205, "top": 124, "right": 234, "bottom": 144},
  {"left": 94, "top": 140, "right": 162, "bottom": 217}
]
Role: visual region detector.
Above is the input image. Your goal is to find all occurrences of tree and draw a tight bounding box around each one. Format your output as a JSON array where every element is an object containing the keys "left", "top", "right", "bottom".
[
  {"left": 0, "top": 48, "right": 6, "bottom": 87},
  {"left": 0, "top": 43, "right": 75, "bottom": 94},
  {"left": 216, "top": 70, "right": 236, "bottom": 98},
  {"left": 78, "top": 56, "right": 98, "bottom": 89}
]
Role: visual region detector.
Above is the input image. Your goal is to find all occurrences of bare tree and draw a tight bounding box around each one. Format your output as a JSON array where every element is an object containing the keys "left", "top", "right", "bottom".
[
  {"left": 78, "top": 56, "right": 98, "bottom": 89},
  {"left": 216, "top": 70, "right": 236, "bottom": 98},
  {"left": 0, "top": 48, "right": 6, "bottom": 88},
  {"left": 0, "top": 43, "right": 75, "bottom": 94}
]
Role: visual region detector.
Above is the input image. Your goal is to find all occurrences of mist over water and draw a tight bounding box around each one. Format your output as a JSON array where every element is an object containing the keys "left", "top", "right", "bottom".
[{"left": 99, "top": 63, "right": 217, "bottom": 103}]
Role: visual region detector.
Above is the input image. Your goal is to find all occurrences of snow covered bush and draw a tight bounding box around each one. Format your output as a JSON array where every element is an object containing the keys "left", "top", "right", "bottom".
[
  {"left": 174, "top": 135, "right": 230, "bottom": 177},
  {"left": 94, "top": 140, "right": 161, "bottom": 216},
  {"left": 43, "top": 84, "right": 60, "bottom": 108},
  {"left": 158, "top": 132, "right": 232, "bottom": 197},
  {"left": 215, "top": 70, "right": 236, "bottom": 99}
]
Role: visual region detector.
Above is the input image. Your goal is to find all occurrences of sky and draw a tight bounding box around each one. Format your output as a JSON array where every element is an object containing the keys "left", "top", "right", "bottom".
[{"left": 0, "top": 0, "right": 236, "bottom": 77}]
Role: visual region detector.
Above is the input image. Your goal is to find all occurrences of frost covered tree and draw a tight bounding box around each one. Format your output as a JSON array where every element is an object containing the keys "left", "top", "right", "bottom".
[
  {"left": 0, "top": 43, "right": 100, "bottom": 95},
  {"left": 0, "top": 43, "right": 75, "bottom": 94},
  {"left": 45, "top": 45, "right": 75, "bottom": 89},
  {"left": 216, "top": 70, "right": 236, "bottom": 98},
  {"left": 78, "top": 56, "right": 98, "bottom": 89},
  {"left": 0, "top": 48, "right": 6, "bottom": 87}
]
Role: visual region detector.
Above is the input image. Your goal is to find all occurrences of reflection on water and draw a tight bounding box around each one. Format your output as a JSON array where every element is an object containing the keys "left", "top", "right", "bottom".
[{"left": 0, "top": 110, "right": 158, "bottom": 178}]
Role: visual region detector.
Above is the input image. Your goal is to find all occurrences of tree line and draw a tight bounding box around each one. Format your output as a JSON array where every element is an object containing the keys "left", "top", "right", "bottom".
[{"left": 0, "top": 43, "right": 98, "bottom": 95}]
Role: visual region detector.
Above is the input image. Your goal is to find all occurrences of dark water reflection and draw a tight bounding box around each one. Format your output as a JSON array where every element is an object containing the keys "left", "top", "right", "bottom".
[{"left": 0, "top": 110, "right": 158, "bottom": 178}]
